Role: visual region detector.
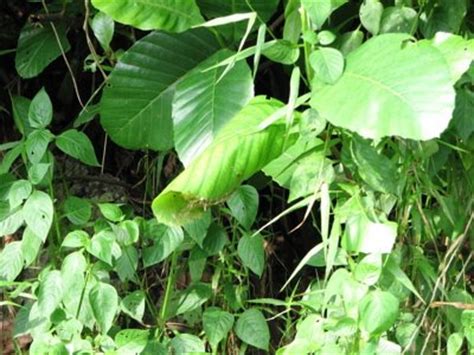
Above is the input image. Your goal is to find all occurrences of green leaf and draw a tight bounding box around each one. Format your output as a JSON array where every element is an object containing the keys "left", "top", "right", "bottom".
[
  {"left": 28, "top": 163, "right": 51, "bottom": 185},
  {"left": 197, "top": 0, "right": 279, "bottom": 42},
  {"left": 87, "top": 230, "right": 115, "bottom": 265},
  {"left": 89, "top": 282, "right": 118, "bottom": 334},
  {"left": 354, "top": 253, "right": 382, "bottom": 286},
  {"left": 11, "top": 95, "right": 32, "bottom": 136},
  {"left": 429, "top": 33, "right": 474, "bottom": 85},
  {"left": 15, "top": 23, "right": 70, "bottom": 79},
  {"left": 262, "top": 40, "right": 300, "bottom": 65},
  {"left": 184, "top": 210, "right": 211, "bottom": 248},
  {"left": 359, "top": 290, "right": 399, "bottom": 335},
  {"left": 235, "top": 308, "right": 270, "bottom": 351},
  {"left": 360, "top": 0, "right": 384, "bottom": 35},
  {"left": 238, "top": 233, "right": 265, "bottom": 277},
  {"left": 98, "top": 203, "right": 124, "bottom": 222},
  {"left": 339, "top": 30, "right": 364, "bottom": 56},
  {"left": 202, "top": 223, "right": 228, "bottom": 256},
  {"left": 21, "top": 228, "right": 42, "bottom": 266},
  {"left": 152, "top": 97, "right": 289, "bottom": 226},
  {"left": 310, "top": 47, "right": 345, "bottom": 84},
  {"left": 351, "top": 136, "right": 400, "bottom": 195},
  {"left": 173, "top": 49, "right": 253, "bottom": 165},
  {"left": 462, "top": 310, "right": 474, "bottom": 346},
  {"left": 227, "top": 185, "right": 259, "bottom": 230},
  {"left": 38, "top": 270, "right": 64, "bottom": 318},
  {"left": 115, "top": 329, "right": 150, "bottom": 354},
  {"left": 91, "top": 0, "right": 203, "bottom": 32},
  {"left": 420, "top": 0, "right": 467, "bottom": 38},
  {"left": 121, "top": 291, "right": 145, "bottom": 323},
  {"left": 25, "top": 129, "right": 54, "bottom": 164},
  {"left": 142, "top": 226, "right": 184, "bottom": 267},
  {"left": 169, "top": 334, "right": 205, "bottom": 354},
  {"left": 380, "top": 6, "right": 417, "bottom": 34},
  {"left": 63, "top": 196, "right": 92, "bottom": 225},
  {"left": 203, "top": 307, "right": 234, "bottom": 349},
  {"left": 115, "top": 246, "right": 138, "bottom": 283},
  {"left": 172, "top": 282, "right": 212, "bottom": 316},
  {"left": 342, "top": 214, "right": 397, "bottom": 254},
  {"left": 23, "top": 190, "right": 54, "bottom": 242},
  {"left": 62, "top": 230, "right": 90, "bottom": 249},
  {"left": 0, "top": 242, "right": 24, "bottom": 281},
  {"left": 55, "top": 129, "right": 100, "bottom": 167},
  {"left": 28, "top": 88, "right": 52, "bottom": 129},
  {"left": 61, "top": 251, "right": 87, "bottom": 316},
  {"left": 302, "top": 0, "right": 348, "bottom": 29},
  {"left": 447, "top": 333, "right": 463, "bottom": 355},
  {"left": 91, "top": 12, "right": 114, "bottom": 51},
  {"left": 0, "top": 208, "right": 24, "bottom": 237},
  {"left": 99, "top": 29, "right": 220, "bottom": 151},
  {"left": 311, "top": 33, "right": 457, "bottom": 140},
  {"left": 73, "top": 104, "right": 100, "bottom": 128},
  {"left": 8, "top": 179, "right": 32, "bottom": 209}
]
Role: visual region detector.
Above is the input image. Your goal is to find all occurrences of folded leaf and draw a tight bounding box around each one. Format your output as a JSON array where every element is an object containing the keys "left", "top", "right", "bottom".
[{"left": 152, "top": 97, "right": 289, "bottom": 226}]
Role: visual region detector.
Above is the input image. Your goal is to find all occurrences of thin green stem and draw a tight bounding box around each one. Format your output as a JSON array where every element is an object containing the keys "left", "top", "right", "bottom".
[{"left": 158, "top": 251, "right": 179, "bottom": 330}]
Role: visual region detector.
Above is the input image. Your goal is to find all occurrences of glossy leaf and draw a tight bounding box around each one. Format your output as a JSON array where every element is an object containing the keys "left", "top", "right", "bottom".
[
  {"left": 115, "top": 329, "right": 150, "bottom": 354},
  {"left": 121, "top": 291, "right": 145, "bottom": 323},
  {"left": 87, "top": 231, "right": 115, "bottom": 265},
  {"left": 173, "top": 49, "right": 253, "bottom": 166},
  {"left": 25, "top": 129, "right": 54, "bottom": 164},
  {"left": 56, "top": 129, "right": 100, "bottom": 167},
  {"left": 311, "top": 33, "right": 458, "bottom": 140},
  {"left": 91, "top": 0, "right": 203, "bottom": 32},
  {"left": 15, "top": 23, "right": 70, "bottom": 79},
  {"left": 152, "top": 97, "right": 290, "bottom": 226},
  {"left": 23, "top": 190, "right": 54, "bottom": 242},
  {"left": 91, "top": 12, "right": 114, "bottom": 51},
  {"left": 63, "top": 196, "right": 92, "bottom": 225},
  {"left": 380, "top": 6, "right": 417, "bottom": 34},
  {"left": 89, "top": 282, "right": 118, "bottom": 334},
  {"left": 310, "top": 47, "right": 345, "bottom": 84},
  {"left": 235, "top": 309, "right": 270, "bottom": 351},
  {"left": 360, "top": 0, "right": 384, "bottom": 35},
  {"left": 262, "top": 40, "right": 300, "bottom": 65},
  {"left": 99, "top": 29, "right": 220, "bottom": 151}
]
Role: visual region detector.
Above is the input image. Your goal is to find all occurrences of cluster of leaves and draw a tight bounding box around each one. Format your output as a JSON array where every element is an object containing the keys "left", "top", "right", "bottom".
[{"left": 1, "top": 0, "right": 473, "bottom": 354}]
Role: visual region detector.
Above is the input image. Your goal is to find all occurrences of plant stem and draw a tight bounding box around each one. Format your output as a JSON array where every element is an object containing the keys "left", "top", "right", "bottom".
[{"left": 158, "top": 250, "right": 179, "bottom": 330}]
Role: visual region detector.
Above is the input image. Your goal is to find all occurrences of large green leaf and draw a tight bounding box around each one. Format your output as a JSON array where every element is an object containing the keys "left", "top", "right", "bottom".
[
  {"left": 152, "top": 97, "right": 289, "bottom": 226},
  {"left": 15, "top": 23, "right": 70, "bottom": 79},
  {"left": 100, "top": 29, "right": 220, "bottom": 151},
  {"left": 311, "top": 33, "right": 459, "bottom": 140},
  {"left": 89, "top": 282, "right": 118, "bottom": 334},
  {"left": 91, "top": 0, "right": 203, "bottom": 32},
  {"left": 173, "top": 49, "right": 253, "bottom": 166},
  {"left": 235, "top": 309, "right": 270, "bottom": 351}
]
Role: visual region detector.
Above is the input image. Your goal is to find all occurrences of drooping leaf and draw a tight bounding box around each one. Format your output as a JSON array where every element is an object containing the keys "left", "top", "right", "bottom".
[
  {"left": 310, "top": 47, "right": 345, "bottom": 84},
  {"left": 311, "top": 33, "right": 458, "bottom": 140},
  {"left": 91, "top": 0, "right": 203, "bottom": 32},
  {"left": 359, "top": 290, "right": 399, "bottom": 335},
  {"left": 227, "top": 185, "right": 259, "bottom": 230},
  {"left": 173, "top": 49, "right": 253, "bottom": 166},
  {"left": 28, "top": 88, "right": 53, "bottom": 129},
  {"left": 56, "top": 129, "right": 100, "bottom": 167},
  {"left": 152, "top": 97, "right": 290, "bottom": 226},
  {"left": 99, "top": 29, "right": 220, "bottom": 151},
  {"left": 91, "top": 12, "right": 114, "bottom": 51},
  {"left": 38, "top": 270, "right": 64, "bottom": 318},
  {"left": 301, "top": 0, "right": 348, "bottom": 29},
  {"left": 23, "top": 190, "right": 54, "bottom": 242},
  {"left": 238, "top": 233, "right": 265, "bottom": 277},
  {"left": 15, "top": 23, "right": 70, "bottom": 79},
  {"left": 89, "top": 282, "right": 118, "bottom": 334},
  {"left": 203, "top": 307, "right": 235, "bottom": 350},
  {"left": 0, "top": 241, "right": 24, "bottom": 281},
  {"left": 360, "top": 0, "right": 384, "bottom": 35},
  {"left": 235, "top": 309, "right": 270, "bottom": 351},
  {"left": 11, "top": 95, "right": 32, "bottom": 136}
]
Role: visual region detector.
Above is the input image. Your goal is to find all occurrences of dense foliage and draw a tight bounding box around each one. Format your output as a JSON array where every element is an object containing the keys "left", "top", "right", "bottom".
[{"left": 0, "top": 0, "right": 473, "bottom": 354}]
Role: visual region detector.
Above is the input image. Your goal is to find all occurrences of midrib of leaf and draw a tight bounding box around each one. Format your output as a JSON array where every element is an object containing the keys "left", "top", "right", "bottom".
[{"left": 346, "top": 71, "right": 413, "bottom": 109}]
